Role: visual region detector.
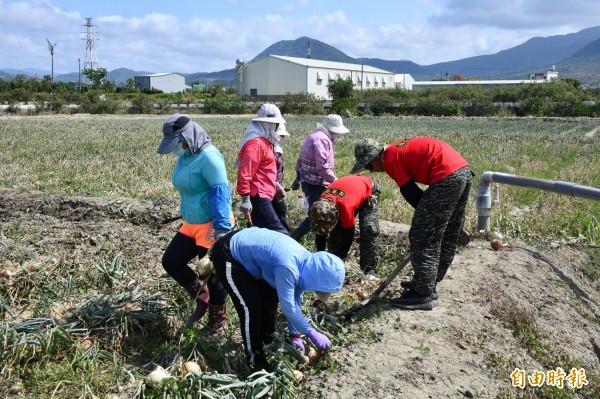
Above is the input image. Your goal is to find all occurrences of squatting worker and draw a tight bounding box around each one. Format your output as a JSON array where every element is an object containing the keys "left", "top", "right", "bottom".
[
  {"left": 290, "top": 114, "right": 350, "bottom": 241},
  {"left": 350, "top": 137, "right": 473, "bottom": 310},
  {"left": 236, "top": 103, "right": 288, "bottom": 233},
  {"left": 210, "top": 227, "right": 345, "bottom": 371},
  {"left": 309, "top": 174, "right": 381, "bottom": 276},
  {"left": 157, "top": 114, "right": 233, "bottom": 329}
]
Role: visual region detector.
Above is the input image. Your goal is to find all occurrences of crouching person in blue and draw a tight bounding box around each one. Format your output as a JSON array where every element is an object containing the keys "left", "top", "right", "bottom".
[{"left": 210, "top": 227, "right": 345, "bottom": 371}]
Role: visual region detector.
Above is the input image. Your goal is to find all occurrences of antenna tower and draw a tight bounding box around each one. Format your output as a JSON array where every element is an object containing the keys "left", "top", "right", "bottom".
[{"left": 83, "top": 18, "right": 99, "bottom": 70}]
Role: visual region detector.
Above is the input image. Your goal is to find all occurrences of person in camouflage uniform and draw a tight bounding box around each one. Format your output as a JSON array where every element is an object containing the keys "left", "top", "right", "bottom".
[
  {"left": 309, "top": 175, "right": 381, "bottom": 275},
  {"left": 350, "top": 137, "right": 474, "bottom": 310}
]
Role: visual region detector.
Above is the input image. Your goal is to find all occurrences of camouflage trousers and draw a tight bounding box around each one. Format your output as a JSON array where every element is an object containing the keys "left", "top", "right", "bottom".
[
  {"left": 326, "top": 184, "right": 381, "bottom": 274},
  {"left": 409, "top": 167, "right": 473, "bottom": 296}
]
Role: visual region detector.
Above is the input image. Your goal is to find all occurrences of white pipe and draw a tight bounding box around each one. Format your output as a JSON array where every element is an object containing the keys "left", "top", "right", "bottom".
[{"left": 476, "top": 171, "right": 600, "bottom": 232}]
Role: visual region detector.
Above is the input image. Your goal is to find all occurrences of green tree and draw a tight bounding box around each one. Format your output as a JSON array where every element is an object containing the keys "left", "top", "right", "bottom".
[
  {"left": 327, "top": 77, "right": 354, "bottom": 100},
  {"left": 82, "top": 67, "right": 108, "bottom": 88}
]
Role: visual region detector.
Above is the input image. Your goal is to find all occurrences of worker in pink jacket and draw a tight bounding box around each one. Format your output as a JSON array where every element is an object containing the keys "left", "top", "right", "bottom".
[
  {"left": 290, "top": 114, "right": 350, "bottom": 241},
  {"left": 236, "top": 104, "right": 288, "bottom": 234}
]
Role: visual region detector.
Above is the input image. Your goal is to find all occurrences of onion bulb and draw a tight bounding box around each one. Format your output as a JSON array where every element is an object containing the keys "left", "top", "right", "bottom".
[
  {"left": 184, "top": 361, "right": 202, "bottom": 374},
  {"left": 146, "top": 366, "right": 170, "bottom": 387}
]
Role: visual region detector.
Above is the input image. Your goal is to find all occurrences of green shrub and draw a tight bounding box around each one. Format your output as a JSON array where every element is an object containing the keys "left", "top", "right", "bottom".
[{"left": 280, "top": 92, "right": 325, "bottom": 115}]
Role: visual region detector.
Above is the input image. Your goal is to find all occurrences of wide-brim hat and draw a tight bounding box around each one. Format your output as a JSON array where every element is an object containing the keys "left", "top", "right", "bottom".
[
  {"left": 320, "top": 114, "right": 349, "bottom": 134},
  {"left": 157, "top": 114, "right": 191, "bottom": 154},
  {"left": 309, "top": 199, "right": 339, "bottom": 236},
  {"left": 350, "top": 138, "right": 384, "bottom": 174},
  {"left": 252, "top": 103, "right": 286, "bottom": 124},
  {"left": 276, "top": 124, "right": 289, "bottom": 136}
]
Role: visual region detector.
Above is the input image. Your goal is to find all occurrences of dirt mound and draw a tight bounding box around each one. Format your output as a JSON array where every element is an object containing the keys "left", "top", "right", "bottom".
[
  {"left": 303, "top": 241, "right": 600, "bottom": 398},
  {"left": 1, "top": 188, "right": 598, "bottom": 397}
]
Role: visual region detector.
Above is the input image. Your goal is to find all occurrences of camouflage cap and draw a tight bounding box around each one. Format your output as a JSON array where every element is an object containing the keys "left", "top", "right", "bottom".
[
  {"left": 309, "top": 199, "right": 339, "bottom": 236},
  {"left": 350, "top": 138, "right": 384, "bottom": 174}
]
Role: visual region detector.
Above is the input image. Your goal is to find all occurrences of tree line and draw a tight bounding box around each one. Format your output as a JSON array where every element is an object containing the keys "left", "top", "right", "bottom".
[{"left": 1, "top": 73, "right": 600, "bottom": 117}]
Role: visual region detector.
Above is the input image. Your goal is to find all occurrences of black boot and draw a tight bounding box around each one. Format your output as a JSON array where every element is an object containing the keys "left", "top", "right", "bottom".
[
  {"left": 400, "top": 280, "right": 439, "bottom": 300},
  {"left": 390, "top": 289, "right": 434, "bottom": 311}
]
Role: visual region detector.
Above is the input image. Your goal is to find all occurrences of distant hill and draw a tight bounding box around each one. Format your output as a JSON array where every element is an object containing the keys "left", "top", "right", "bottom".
[
  {"left": 253, "top": 36, "right": 357, "bottom": 64},
  {"left": 552, "top": 38, "right": 600, "bottom": 87},
  {"left": 415, "top": 25, "right": 600, "bottom": 80},
  {"left": 3, "top": 26, "right": 600, "bottom": 86}
]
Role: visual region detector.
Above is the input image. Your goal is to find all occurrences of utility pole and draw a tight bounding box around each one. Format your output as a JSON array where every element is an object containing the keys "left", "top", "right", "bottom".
[
  {"left": 78, "top": 57, "right": 82, "bottom": 91},
  {"left": 45, "top": 38, "right": 57, "bottom": 84},
  {"left": 82, "top": 18, "right": 99, "bottom": 70}
]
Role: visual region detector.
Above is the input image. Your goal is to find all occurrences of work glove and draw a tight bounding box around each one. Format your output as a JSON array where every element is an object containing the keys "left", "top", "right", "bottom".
[
  {"left": 214, "top": 228, "right": 229, "bottom": 240},
  {"left": 290, "top": 334, "right": 305, "bottom": 355},
  {"left": 239, "top": 195, "right": 252, "bottom": 216},
  {"left": 306, "top": 328, "right": 331, "bottom": 351},
  {"left": 275, "top": 182, "right": 286, "bottom": 199},
  {"left": 291, "top": 173, "right": 301, "bottom": 191}
]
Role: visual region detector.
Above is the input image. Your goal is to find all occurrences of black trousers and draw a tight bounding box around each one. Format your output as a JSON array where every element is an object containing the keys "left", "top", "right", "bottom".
[
  {"left": 250, "top": 194, "right": 288, "bottom": 234},
  {"left": 211, "top": 230, "right": 279, "bottom": 371},
  {"left": 161, "top": 231, "right": 227, "bottom": 306}
]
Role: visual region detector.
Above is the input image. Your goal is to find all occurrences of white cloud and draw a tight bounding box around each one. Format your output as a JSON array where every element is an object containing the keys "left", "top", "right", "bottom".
[{"left": 1, "top": 0, "right": 599, "bottom": 74}]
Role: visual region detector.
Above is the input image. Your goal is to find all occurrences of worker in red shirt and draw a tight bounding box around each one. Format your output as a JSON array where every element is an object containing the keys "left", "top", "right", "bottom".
[
  {"left": 350, "top": 137, "right": 474, "bottom": 310},
  {"left": 308, "top": 175, "right": 380, "bottom": 276},
  {"left": 236, "top": 104, "right": 288, "bottom": 234}
]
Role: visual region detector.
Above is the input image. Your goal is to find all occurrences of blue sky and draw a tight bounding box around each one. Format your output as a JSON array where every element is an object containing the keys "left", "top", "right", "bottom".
[{"left": 1, "top": 0, "right": 599, "bottom": 74}]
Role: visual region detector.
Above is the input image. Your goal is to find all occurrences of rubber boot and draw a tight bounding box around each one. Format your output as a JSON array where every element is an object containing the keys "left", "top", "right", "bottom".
[
  {"left": 182, "top": 279, "right": 210, "bottom": 323},
  {"left": 206, "top": 304, "right": 227, "bottom": 331}
]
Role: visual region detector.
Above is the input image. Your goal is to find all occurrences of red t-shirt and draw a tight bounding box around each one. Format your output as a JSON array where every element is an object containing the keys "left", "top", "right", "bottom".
[
  {"left": 320, "top": 175, "right": 373, "bottom": 228},
  {"left": 383, "top": 137, "right": 468, "bottom": 187}
]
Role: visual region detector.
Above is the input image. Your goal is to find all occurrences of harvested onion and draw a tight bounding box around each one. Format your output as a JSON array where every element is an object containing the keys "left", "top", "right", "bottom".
[{"left": 146, "top": 366, "right": 170, "bottom": 387}]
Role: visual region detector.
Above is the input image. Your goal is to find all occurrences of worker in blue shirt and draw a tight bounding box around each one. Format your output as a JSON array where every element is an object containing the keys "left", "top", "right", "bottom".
[
  {"left": 157, "top": 114, "right": 233, "bottom": 330},
  {"left": 210, "top": 227, "right": 345, "bottom": 371}
]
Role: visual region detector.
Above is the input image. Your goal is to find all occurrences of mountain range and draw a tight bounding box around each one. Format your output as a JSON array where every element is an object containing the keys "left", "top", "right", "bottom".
[{"left": 3, "top": 26, "right": 600, "bottom": 87}]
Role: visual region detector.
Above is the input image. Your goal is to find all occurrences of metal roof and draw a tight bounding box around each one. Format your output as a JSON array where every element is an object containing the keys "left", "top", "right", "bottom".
[
  {"left": 255, "top": 55, "right": 393, "bottom": 74},
  {"left": 135, "top": 72, "right": 182, "bottom": 77}
]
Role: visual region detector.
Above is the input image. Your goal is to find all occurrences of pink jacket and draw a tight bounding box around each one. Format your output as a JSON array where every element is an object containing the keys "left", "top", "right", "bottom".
[
  {"left": 295, "top": 129, "right": 336, "bottom": 186},
  {"left": 237, "top": 137, "right": 276, "bottom": 199}
]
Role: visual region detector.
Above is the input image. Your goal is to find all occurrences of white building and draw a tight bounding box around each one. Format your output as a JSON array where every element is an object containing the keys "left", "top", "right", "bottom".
[
  {"left": 236, "top": 55, "right": 397, "bottom": 100},
  {"left": 134, "top": 73, "right": 190, "bottom": 93},
  {"left": 395, "top": 74, "right": 416, "bottom": 90},
  {"left": 412, "top": 68, "right": 559, "bottom": 91}
]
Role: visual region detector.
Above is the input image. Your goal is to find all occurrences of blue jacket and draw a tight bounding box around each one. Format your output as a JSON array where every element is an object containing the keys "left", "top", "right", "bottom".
[
  {"left": 172, "top": 145, "right": 232, "bottom": 229},
  {"left": 229, "top": 227, "right": 345, "bottom": 334}
]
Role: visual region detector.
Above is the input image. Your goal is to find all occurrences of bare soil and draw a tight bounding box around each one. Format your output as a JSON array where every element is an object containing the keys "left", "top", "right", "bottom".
[{"left": 1, "top": 187, "right": 599, "bottom": 398}]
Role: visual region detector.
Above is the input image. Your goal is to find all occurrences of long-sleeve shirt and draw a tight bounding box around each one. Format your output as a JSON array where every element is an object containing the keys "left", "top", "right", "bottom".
[
  {"left": 236, "top": 137, "right": 276, "bottom": 199},
  {"left": 383, "top": 137, "right": 469, "bottom": 187},
  {"left": 229, "top": 227, "right": 345, "bottom": 334},
  {"left": 172, "top": 145, "right": 232, "bottom": 229},
  {"left": 295, "top": 129, "right": 336, "bottom": 186}
]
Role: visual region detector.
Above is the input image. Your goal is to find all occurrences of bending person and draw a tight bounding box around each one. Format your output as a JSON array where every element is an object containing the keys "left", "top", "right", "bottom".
[
  {"left": 350, "top": 137, "right": 473, "bottom": 310},
  {"left": 309, "top": 174, "right": 381, "bottom": 275},
  {"left": 211, "top": 227, "right": 345, "bottom": 371}
]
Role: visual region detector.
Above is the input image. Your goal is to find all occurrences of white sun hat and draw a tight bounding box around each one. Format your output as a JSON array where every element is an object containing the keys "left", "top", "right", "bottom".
[
  {"left": 252, "top": 103, "right": 286, "bottom": 124},
  {"left": 276, "top": 123, "right": 289, "bottom": 136},
  {"left": 320, "top": 114, "right": 349, "bottom": 134}
]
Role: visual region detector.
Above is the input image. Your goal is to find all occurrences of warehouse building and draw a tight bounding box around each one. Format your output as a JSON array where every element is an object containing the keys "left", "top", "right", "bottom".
[
  {"left": 134, "top": 73, "right": 189, "bottom": 93},
  {"left": 236, "top": 55, "right": 397, "bottom": 100}
]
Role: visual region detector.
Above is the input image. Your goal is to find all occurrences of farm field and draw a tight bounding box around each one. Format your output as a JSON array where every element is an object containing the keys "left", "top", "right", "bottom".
[{"left": 1, "top": 114, "right": 599, "bottom": 398}]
